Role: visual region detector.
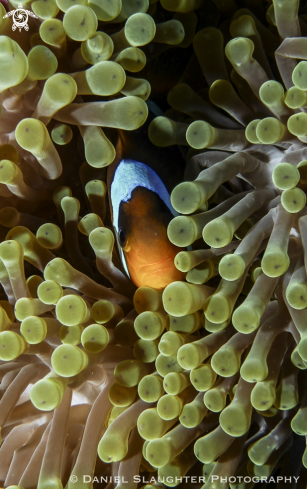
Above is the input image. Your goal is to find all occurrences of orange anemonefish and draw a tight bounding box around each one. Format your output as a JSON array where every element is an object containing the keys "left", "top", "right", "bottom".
[{"left": 107, "top": 120, "right": 185, "bottom": 290}]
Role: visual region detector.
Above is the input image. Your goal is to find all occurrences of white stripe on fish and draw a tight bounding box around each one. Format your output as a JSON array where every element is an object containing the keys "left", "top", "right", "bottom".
[{"left": 110, "top": 159, "right": 178, "bottom": 278}]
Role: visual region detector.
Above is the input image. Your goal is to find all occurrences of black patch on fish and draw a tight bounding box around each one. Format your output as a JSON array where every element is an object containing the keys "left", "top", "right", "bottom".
[
  {"left": 117, "top": 187, "right": 174, "bottom": 249},
  {"left": 117, "top": 112, "right": 186, "bottom": 195}
]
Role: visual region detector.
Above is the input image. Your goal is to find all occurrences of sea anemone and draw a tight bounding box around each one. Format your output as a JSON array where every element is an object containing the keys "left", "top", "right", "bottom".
[
  {"left": 1, "top": 0, "right": 307, "bottom": 488},
  {"left": 146, "top": 0, "right": 307, "bottom": 486}
]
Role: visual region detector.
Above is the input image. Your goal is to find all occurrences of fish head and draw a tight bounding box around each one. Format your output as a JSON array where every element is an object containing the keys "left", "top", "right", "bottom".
[{"left": 117, "top": 186, "right": 184, "bottom": 289}]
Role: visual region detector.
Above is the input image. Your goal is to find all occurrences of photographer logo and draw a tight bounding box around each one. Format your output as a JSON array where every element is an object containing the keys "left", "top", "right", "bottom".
[{"left": 3, "top": 3, "right": 38, "bottom": 32}]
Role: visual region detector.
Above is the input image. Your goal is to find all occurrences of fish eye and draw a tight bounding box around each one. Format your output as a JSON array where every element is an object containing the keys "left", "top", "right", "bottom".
[{"left": 118, "top": 228, "right": 126, "bottom": 247}]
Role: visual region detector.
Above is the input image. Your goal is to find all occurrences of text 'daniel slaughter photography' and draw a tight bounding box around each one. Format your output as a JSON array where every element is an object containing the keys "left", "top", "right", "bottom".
[{"left": 0, "top": 0, "right": 307, "bottom": 488}]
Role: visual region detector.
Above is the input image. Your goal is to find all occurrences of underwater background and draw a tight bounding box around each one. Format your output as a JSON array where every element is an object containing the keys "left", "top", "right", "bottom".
[{"left": 1, "top": 0, "right": 307, "bottom": 488}]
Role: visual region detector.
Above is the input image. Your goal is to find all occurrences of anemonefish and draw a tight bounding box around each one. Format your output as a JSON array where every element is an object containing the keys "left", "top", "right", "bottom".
[{"left": 107, "top": 117, "right": 185, "bottom": 289}]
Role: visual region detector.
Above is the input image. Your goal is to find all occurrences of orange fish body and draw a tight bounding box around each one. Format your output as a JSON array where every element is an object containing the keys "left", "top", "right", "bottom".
[{"left": 107, "top": 126, "right": 185, "bottom": 289}]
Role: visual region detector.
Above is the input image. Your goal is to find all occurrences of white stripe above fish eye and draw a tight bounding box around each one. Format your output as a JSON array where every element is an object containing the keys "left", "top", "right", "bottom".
[
  {"left": 111, "top": 159, "right": 177, "bottom": 233},
  {"left": 111, "top": 159, "right": 178, "bottom": 278}
]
